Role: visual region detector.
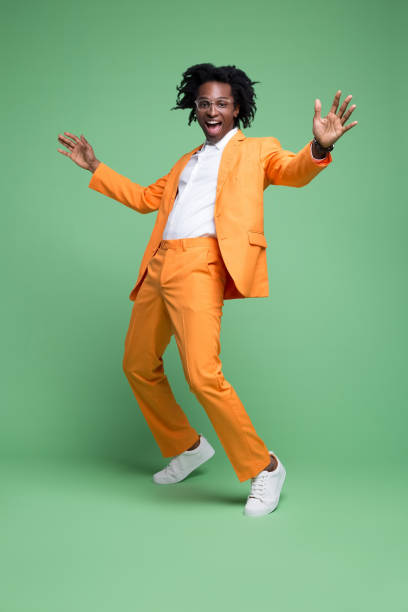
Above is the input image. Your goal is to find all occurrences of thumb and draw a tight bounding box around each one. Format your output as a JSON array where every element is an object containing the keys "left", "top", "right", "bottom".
[{"left": 314, "top": 98, "right": 322, "bottom": 120}]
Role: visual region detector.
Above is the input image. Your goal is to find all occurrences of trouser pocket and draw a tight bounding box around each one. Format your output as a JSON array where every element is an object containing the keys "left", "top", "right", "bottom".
[{"left": 206, "top": 248, "right": 227, "bottom": 282}]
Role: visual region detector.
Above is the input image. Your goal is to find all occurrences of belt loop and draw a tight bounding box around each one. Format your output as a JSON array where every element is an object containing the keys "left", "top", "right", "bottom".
[{"left": 181, "top": 238, "right": 187, "bottom": 251}]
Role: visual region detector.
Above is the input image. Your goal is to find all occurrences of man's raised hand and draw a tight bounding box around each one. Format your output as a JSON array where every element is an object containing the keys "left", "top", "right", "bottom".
[
  {"left": 313, "top": 90, "right": 358, "bottom": 149},
  {"left": 57, "top": 132, "right": 100, "bottom": 172}
]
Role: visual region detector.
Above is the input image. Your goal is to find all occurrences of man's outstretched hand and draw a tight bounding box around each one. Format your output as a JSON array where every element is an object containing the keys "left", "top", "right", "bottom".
[
  {"left": 313, "top": 90, "right": 358, "bottom": 148},
  {"left": 57, "top": 132, "right": 101, "bottom": 172}
]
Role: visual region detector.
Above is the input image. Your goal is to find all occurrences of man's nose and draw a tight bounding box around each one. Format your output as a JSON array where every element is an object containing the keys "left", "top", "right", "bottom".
[{"left": 206, "top": 103, "right": 218, "bottom": 117}]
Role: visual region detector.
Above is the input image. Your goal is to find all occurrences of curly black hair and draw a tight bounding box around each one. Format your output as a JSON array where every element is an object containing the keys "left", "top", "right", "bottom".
[{"left": 171, "top": 63, "right": 259, "bottom": 129}]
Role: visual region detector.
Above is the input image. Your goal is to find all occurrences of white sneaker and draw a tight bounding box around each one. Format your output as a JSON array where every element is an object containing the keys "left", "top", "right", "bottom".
[
  {"left": 244, "top": 451, "right": 286, "bottom": 517},
  {"left": 153, "top": 434, "right": 215, "bottom": 484}
]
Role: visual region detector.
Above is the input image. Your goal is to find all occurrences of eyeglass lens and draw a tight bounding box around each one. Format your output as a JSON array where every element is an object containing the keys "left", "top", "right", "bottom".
[{"left": 196, "top": 99, "right": 232, "bottom": 110}]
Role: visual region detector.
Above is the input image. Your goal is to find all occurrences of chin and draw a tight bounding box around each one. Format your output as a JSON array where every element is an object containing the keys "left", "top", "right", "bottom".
[{"left": 204, "top": 127, "right": 226, "bottom": 143}]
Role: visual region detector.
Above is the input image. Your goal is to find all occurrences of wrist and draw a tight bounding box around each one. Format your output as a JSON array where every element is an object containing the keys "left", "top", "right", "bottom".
[
  {"left": 311, "top": 141, "right": 326, "bottom": 159},
  {"left": 89, "top": 160, "right": 101, "bottom": 173},
  {"left": 312, "top": 136, "right": 334, "bottom": 154}
]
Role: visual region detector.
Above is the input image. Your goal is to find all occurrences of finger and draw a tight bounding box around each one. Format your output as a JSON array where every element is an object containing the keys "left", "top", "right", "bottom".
[
  {"left": 58, "top": 135, "right": 75, "bottom": 149},
  {"left": 80, "top": 134, "right": 89, "bottom": 144},
  {"left": 314, "top": 98, "right": 322, "bottom": 120},
  {"left": 64, "top": 131, "right": 80, "bottom": 144},
  {"left": 340, "top": 104, "right": 357, "bottom": 124},
  {"left": 338, "top": 94, "right": 353, "bottom": 118},
  {"left": 343, "top": 121, "right": 358, "bottom": 132},
  {"left": 58, "top": 134, "right": 75, "bottom": 148},
  {"left": 329, "top": 90, "right": 342, "bottom": 114},
  {"left": 57, "top": 141, "right": 74, "bottom": 153},
  {"left": 57, "top": 148, "right": 72, "bottom": 157}
]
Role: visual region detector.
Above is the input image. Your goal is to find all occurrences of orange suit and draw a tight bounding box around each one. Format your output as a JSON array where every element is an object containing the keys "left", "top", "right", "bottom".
[{"left": 88, "top": 130, "right": 332, "bottom": 481}]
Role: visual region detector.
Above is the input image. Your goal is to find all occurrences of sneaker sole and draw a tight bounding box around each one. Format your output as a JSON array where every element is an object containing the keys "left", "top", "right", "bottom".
[{"left": 153, "top": 446, "right": 215, "bottom": 485}]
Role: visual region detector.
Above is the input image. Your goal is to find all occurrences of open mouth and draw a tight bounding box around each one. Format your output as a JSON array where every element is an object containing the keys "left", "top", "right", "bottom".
[{"left": 205, "top": 121, "right": 222, "bottom": 136}]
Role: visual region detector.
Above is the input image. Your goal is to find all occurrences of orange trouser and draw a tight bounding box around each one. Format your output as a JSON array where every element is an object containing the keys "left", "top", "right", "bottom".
[{"left": 122, "top": 236, "right": 271, "bottom": 482}]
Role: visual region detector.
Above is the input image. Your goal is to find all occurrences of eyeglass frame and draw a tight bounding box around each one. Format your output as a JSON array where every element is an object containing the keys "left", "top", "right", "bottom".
[{"left": 194, "top": 98, "right": 237, "bottom": 111}]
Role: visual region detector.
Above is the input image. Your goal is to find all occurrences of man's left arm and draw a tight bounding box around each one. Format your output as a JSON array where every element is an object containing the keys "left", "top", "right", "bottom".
[{"left": 261, "top": 90, "right": 358, "bottom": 188}]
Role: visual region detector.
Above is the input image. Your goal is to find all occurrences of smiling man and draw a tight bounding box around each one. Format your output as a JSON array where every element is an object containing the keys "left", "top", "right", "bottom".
[
  {"left": 195, "top": 82, "right": 239, "bottom": 141},
  {"left": 57, "top": 63, "right": 357, "bottom": 517}
]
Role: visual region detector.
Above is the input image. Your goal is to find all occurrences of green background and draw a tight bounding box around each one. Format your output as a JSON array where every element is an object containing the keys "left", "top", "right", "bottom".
[{"left": 2, "top": 0, "right": 407, "bottom": 610}]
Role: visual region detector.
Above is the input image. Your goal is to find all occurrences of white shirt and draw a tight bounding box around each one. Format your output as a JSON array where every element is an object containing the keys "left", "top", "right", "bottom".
[
  {"left": 162, "top": 127, "right": 328, "bottom": 240},
  {"left": 162, "top": 127, "right": 239, "bottom": 239}
]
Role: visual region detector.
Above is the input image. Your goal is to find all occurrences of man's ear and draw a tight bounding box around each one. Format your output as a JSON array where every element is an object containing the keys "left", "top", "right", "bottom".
[{"left": 234, "top": 104, "right": 240, "bottom": 118}]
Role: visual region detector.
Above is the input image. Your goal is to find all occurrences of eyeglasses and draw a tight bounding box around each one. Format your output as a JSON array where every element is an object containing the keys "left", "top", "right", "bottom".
[{"left": 194, "top": 98, "right": 235, "bottom": 111}]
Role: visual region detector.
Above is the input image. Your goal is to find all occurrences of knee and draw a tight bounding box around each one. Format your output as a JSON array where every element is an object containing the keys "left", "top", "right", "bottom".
[
  {"left": 188, "top": 369, "right": 223, "bottom": 395},
  {"left": 123, "top": 349, "right": 164, "bottom": 386},
  {"left": 122, "top": 350, "right": 146, "bottom": 380},
  {"left": 122, "top": 352, "right": 134, "bottom": 378}
]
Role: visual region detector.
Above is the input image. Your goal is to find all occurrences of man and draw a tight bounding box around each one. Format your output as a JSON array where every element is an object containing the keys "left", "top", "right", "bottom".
[{"left": 57, "top": 63, "right": 357, "bottom": 517}]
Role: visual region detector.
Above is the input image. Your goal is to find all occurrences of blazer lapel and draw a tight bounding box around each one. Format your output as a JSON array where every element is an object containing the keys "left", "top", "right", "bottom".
[
  {"left": 216, "top": 129, "right": 245, "bottom": 198},
  {"left": 165, "top": 144, "right": 202, "bottom": 216}
]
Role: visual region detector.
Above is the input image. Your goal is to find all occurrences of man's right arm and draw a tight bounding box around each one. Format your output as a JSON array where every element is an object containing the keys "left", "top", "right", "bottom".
[{"left": 88, "top": 162, "right": 170, "bottom": 214}]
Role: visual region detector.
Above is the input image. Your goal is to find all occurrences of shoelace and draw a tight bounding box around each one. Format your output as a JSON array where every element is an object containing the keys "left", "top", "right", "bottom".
[{"left": 248, "top": 471, "right": 268, "bottom": 500}]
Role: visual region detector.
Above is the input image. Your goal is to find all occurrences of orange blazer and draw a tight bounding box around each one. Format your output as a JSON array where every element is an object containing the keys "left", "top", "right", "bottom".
[{"left": 88, "top": 129, "right": 332, "bottom": 300}]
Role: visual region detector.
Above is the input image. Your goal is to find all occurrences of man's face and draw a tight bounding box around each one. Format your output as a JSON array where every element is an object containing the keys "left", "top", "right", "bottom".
[{"left": 195, "top": 81, "right": 240, "bottom": 144}]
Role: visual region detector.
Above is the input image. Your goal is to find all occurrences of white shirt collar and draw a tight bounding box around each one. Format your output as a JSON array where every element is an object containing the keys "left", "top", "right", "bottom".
[{"left": 199, "top": 126, "right": 238, "bottom": 153}]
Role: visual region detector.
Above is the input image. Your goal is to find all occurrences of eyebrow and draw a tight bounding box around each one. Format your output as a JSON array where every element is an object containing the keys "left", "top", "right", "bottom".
[{"left": 197, "top": 96, "right": 231, "bottom": 100}]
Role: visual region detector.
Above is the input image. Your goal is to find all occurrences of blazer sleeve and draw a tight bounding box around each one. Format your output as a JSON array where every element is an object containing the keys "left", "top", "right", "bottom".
[
  {"left": 260, "top": 137, "right": 332, "bottom": 188},
  {"left": 88, "top": 162, "right": 170, "bottom": 214}
]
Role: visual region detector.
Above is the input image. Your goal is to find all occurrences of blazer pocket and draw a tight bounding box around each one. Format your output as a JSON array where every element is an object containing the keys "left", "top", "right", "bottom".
[{"left": 248, "top": 230, "right": 268, "bottom": 248}]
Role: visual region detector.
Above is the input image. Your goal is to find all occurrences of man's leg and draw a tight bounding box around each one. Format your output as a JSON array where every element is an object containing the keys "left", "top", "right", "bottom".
[
  {"left": 159, "top": 237, "right": 272, "bottom": 483},
  {"left": 122, "top": 251, "right": 200, "bottom": 457}
]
